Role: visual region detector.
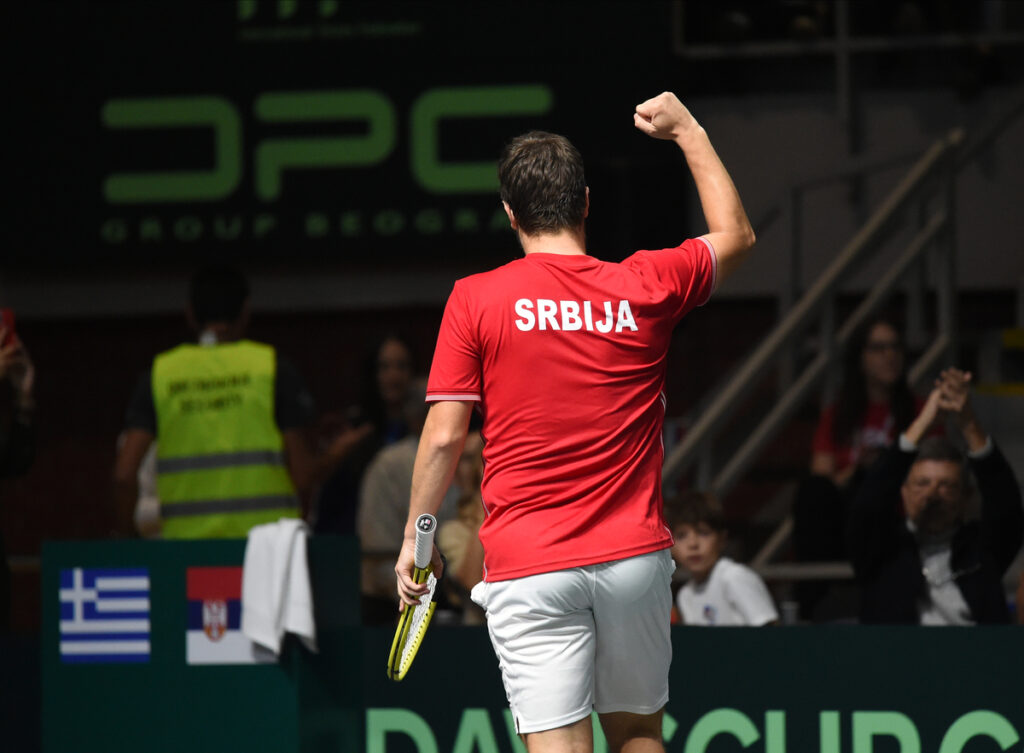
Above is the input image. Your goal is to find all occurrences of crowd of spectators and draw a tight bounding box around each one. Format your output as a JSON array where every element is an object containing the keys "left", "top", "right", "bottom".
[
  {"left": 108, "top": 273, "right": 1024, "bottom": 627},
  {"left": 667, "top": 319, "right": 1022, "bottom": 628},
  {"left": 3, "top": 270, "right": 1021, "bottom": 630},
  {"left": 106, "top": 266, "right": 488, "bottom": 626}
]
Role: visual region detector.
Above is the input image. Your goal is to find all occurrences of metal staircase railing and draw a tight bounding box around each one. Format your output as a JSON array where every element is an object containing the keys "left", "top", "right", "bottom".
[
  {"left": 660, "top": 85, "right": 1024, "bottom": 585},
  {"left": 662, "top": 128, "right": 964, "bottom": 499}
]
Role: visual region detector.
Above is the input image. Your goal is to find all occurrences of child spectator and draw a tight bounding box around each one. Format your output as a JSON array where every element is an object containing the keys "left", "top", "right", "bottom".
[{"left": 667, "top": 492, "right": 778, "bottom": 626}]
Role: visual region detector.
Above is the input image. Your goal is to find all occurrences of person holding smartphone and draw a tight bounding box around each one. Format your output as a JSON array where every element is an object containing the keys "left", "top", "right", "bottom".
[{"left": 0, "top": 309, "right": 36, "bottom": 631}]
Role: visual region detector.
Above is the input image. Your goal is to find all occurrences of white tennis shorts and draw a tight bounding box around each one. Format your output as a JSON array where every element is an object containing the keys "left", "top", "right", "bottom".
[{"left": 470, "top": 548, "right": 673, "bottom": 735}]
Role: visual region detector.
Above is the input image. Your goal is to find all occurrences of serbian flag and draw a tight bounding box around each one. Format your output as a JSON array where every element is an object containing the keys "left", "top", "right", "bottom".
[{"left": 186, "top": 567, "right": 273, "bottom": 665}]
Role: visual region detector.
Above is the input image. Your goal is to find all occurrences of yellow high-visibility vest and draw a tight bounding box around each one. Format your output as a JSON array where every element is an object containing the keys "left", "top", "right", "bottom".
[{"left": 152, "top": 340, "right": 298, "bottom": 538}]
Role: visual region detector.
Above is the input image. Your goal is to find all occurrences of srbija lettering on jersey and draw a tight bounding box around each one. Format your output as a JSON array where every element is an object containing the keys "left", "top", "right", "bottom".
[
  {"left": 427, "top": 238, "right": 717, "bottom": 581},
  {"left": 513, "top": 299, "right": 638, "bottom": 333}
]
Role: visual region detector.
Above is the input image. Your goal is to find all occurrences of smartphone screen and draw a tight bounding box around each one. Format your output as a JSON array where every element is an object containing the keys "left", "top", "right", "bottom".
[{"left": 0, "top": 308, "right": 15, "bottom": 347}]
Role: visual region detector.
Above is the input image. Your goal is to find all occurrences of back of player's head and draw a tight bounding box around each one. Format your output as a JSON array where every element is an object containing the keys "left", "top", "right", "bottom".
[
  {"left": 665, "top": 491, "right": 727, "bottom": 533},
  {"left": 498, "top": 131, "right": 587, "bottom": 236},
  {"left": 189, "top": 264, "right": 250, "bottom": 327}
]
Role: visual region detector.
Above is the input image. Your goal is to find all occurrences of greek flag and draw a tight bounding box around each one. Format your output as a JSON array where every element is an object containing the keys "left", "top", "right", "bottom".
[{"left": 59, "top": 567, "right": 150, "bottom": 663}]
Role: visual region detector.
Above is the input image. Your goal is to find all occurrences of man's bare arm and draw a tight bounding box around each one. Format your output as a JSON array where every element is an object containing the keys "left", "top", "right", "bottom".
[
  {"left": 394, "top": 400, "right": 473, "bottom": 607},
  {"left": 634, "top": 92, "right": 755, "bottom": 282}
]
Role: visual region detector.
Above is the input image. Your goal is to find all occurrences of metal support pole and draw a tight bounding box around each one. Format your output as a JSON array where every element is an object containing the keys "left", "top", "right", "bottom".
[
  {"left": 819, "top": 296, "right": 837, "bottom": 406},
  {"left": 937, "top": 146, "right": 959, "bottom": 366},
  {"left": 790, "top": 187, "right": 803, "bottom": 306},
  {"left": 1018, "top": 276, "right": 1024, "bottom": 328},
  {"left": 906, "top": 200, "right": 929, "bottom": 353},
  {"left": 906, "top": 261, "right": 927, "bottom": 354},
  {"left": 835, "top": 0, "right": 851, "bottom": 131},
  {"left": 696, "top": 444, "right": 713, "bottom": 491},
  {"left": 835, "top": 0, "right": 864, "bottom": 209},
  {"left": 778, "top": 187, "right": 804, "bottom": 396}
]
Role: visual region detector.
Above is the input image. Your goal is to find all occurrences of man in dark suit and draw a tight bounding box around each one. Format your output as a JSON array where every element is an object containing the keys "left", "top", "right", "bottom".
[{"left": 849, "top": 368, "right": 1022, "bottom": 624}]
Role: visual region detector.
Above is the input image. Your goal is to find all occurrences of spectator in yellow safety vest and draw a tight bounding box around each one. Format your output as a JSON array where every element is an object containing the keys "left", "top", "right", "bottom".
[{"left": 113, "top": 265, "right": 353, "bottom": 538}]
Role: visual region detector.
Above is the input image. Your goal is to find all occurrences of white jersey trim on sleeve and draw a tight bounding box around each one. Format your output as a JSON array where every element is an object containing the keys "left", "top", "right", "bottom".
[
  {"left": 696, "top": 236, "right": 718, "bottom": 305},
  {"left": 425, "top": 394, "right": 482, "bottom": 402}
]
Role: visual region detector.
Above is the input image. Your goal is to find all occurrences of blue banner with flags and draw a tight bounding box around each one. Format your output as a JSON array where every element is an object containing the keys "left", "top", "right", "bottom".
[{"left": 58, "top": 567, "right": 151, "bottom": 664}]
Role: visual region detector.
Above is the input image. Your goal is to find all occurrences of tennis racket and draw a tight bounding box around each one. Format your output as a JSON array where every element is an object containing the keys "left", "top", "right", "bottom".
[{"left": 387, "top": 513, "right": 440, "bottom": 681}]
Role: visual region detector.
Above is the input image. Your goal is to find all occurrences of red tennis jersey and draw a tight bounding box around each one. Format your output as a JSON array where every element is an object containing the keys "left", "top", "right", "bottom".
[{"left": 427, "top": 238, "right": 717, "bottom": 581}]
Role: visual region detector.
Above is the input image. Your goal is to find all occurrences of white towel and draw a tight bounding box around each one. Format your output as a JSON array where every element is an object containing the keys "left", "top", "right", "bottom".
[{"left": 241, "top": 518, "right": 318, "bottom": 655}]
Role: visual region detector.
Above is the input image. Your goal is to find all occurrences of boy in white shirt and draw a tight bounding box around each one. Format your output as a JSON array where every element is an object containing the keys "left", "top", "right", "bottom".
[{"left": 667, "top": 492, "right": 778, "bottom": 626}]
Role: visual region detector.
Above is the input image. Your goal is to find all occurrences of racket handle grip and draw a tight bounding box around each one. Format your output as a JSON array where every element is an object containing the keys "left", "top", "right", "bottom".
[{"left": 413, "top": 514, "right": 437, "bottom": 570}]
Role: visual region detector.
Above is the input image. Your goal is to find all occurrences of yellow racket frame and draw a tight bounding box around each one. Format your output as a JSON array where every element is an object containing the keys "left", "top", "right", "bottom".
[{"left": 387, "top": 564, "right": 437, "bottom": 681}]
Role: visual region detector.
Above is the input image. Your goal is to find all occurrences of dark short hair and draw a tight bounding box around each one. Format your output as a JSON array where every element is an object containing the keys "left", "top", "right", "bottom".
[
  {"left": 189, "top": 264, "right": 249, "bottom": 327},
  {"left": 664, "top": 491, "right": 727, "bottom": 533},
  {"left": 913, "top": 437, "right": 967, "bottom": 480},
  {"left": 498, "top": 131, "right": 587, "bottom": 236}
]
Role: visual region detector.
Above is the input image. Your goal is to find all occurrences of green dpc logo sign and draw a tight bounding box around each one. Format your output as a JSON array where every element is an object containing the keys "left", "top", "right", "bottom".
[
  {"left": 99, "top": 85, "right": 553, "bottom": 246},
  {"left": 365, "top": 707, "right": 1021, "bottom": 753}
]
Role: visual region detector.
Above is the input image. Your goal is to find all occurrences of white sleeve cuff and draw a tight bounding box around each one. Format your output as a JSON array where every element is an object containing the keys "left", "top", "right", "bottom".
[
  {"left": 697, "top": 236, "right": 718, "bottom": 304},
  {"left": 967, "top": 436, "right": 994, "bottom": 459},
  {"left": 898, "top": 433, "right": 918, "bottom": 453},
  {"left": 425, "top": 394, "right": 481, "bottom": 402}
]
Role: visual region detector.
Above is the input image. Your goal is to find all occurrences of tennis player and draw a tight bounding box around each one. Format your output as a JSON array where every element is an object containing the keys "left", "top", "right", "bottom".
[{"left": 397, "top": 91, "right": 755, "bottom": 753}]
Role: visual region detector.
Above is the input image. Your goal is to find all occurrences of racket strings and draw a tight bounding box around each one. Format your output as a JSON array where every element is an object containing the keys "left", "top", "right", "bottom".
[
  {"left": 398, "top": 570, "right": 437, "bottom": 672},
  {"left": 388, "top": 566, "right": 438, "bottom": 680}
]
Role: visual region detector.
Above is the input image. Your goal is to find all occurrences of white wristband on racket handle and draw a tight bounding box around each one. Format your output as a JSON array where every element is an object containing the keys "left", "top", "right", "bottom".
[{"left": 413, "top": 514, "right": 438, "bottom": 570}]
